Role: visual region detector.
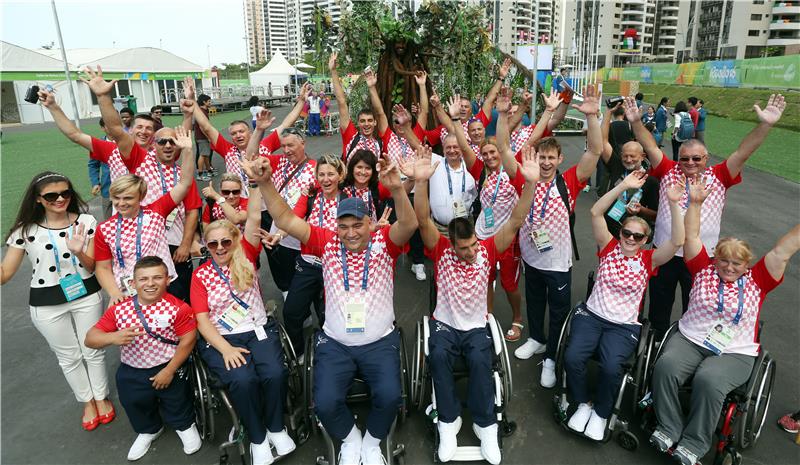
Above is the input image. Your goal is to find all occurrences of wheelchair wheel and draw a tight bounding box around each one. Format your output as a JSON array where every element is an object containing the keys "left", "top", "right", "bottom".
[
  {"left": 398, "top": 327, "right": 410, "bottom": 424},
  {"left": 616, "top": 430, "right": 639, "bottom": 451},
  {"left": 553, "top": 305, "right": 580, "bottom": 389},
  {"left": 736, "top": 353, "right": 776, "bottom": 450},
  {"left": 411, "top": 319, "right": 424, "bottom": 407},
  {"left": 714, "top": 447, "right": 742, "bottom": 465},
  {"left": 632, "top": 325, "right": 656, "bottom": 411},
  {"left": 416, "top": 320, "right": 430, "bottom": 412},
  {"left": 304, "top": 332, "right": 319, "bottom": 436},
  {"left": 188, "top": 352, "right": 213, "bottom": 440},
  {"left": 488, "top": 314, "right": 513, "bottom": 402}
]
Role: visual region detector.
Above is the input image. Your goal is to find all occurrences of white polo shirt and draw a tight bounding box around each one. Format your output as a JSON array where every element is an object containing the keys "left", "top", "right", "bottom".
[{"left": 428, "top": 154, "right": 478, "bottom": 226}]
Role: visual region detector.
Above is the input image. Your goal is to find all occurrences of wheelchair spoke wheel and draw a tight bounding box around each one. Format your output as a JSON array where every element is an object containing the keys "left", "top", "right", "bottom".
[
  {"left": 188, "top": 355, "right": 210, "bottom": 440},
  {"left": 616, "top": 430, "right": 639, "bottom": 451},
  {"left": 304, "top": 333, "right": 319, "bottom": 436},
  {"left": 411, "top": 320, "right": 423, "bottom": 407},
  {"left": 714, "top": 447, "right": 742, "bottom": 465},
  {"left": 398, "top": 328, "right": 410, "bottom": 423},
  {"left": 737, "top": 355, "right": 775, "bottom": 450}
]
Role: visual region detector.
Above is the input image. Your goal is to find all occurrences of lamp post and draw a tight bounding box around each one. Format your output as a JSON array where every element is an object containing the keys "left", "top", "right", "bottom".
[{"left": 50, "top": 0, "right": 81, "bottom": 129}]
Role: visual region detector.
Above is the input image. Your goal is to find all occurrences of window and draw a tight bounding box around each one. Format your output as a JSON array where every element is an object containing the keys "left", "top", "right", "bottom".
[
  {"left": 751, "top": 14, "right": 762, "bottom": 20},
  {"left": 748, "top": 30, "right": 759, "bottom": 36},
  {"left": 116, "top": 80, "right": 130, "bottom": 97},
  {"left": 752, "top": 0, "right": 764, "bottom": 3}
]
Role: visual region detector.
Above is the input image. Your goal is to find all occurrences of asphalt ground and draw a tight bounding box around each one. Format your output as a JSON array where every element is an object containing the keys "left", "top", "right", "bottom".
[{"left": 2, "top": 104, "right": 799, "bottom": 465}]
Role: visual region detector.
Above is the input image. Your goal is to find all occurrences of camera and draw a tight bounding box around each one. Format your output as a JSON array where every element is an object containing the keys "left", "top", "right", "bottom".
[
  {"left": 24, "top": 85, "right": 40, "bottom": 104},
  {"left": 605, "top": 96, "right": 624, "bottom": 108}
]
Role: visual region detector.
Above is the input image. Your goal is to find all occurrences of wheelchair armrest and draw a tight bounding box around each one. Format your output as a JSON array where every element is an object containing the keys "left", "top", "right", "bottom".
[
  {"left": 423, "top": 316, "right": 431, "bottom": 357},
  {"left": 487, "top": 314, "right": 503, "bottom": 356}
]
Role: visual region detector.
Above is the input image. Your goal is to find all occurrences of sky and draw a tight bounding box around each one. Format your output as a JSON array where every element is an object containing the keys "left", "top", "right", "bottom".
[{"left": 1, "top": 0, "right": 248, "bottom": 67}]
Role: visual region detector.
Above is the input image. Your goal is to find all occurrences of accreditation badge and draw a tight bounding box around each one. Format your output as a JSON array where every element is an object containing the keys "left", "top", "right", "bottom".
[
  {"left": 345, "top": 294, "right": 367, "bottom": 334},
  {"left": 702, "top": 319, "right": 735, "bottom": 356},
  {"left": 59, "top": 274, "right": 87, "bottom": 302},
  {"left": 452, "top": 198, "right": 468, "bottom": 219},
  {"left": 217, "top": 302, "right": 249, "bottom": 332},
  {"left": 607, "top": 198, "right": 627, "bottom": 223},
  {"left": 165, "top": 210, "right": 178, "bottom": 230},
  {"left": 120, "top": 275, "right": 137, "bottom": 297},
  {"left": 286, "top": 187, "right": 302, "bottom": 208},
  {"left": 531, "top": 228, "right": 554, "bottom": 253},
  {"left": 483, "top": 207, "right": 495, "bottom": 229}
]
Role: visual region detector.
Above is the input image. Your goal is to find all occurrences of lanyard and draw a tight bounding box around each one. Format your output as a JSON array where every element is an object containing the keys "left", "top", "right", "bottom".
[
  {"left": 349, "top": 186, "right": 374, "bottom": 217},
  {"left": 445, "top": 160, "right": 466, "bottom": 196},
  {"left": 341, "top": 240, "right": 372, "bottom": 292},
  {"left": 210, "top": 259, "right": 251, "bottom": 309},
  {"left": 317, "top": 193, "right": 339, "bottom": 227},
  {"left": 280, "top": 160, "right": 308, "bottom": 194},
  {"left": 398, "top": 137, "right": 409, "bottom": 160},
  {"left": 44, "top": 219, "right": 79, "bottom": 277},
  {"left": 156, "top": 162, "right": 177, "bottom": 195},
  {"left": 529, "top": 179, "right": 556, "bottom": 223},
  {"left": 132, "top": 296, "right": 178, "bottom": 345},
  {"left": 234, "top": 148, "right": 250, "bottom": 185},
  {"left": 489, "top": 165, "right": 505, "bottom": 206},
  {"left": 717, "top": 276, "right": 745, "bottom": 325},
  {"left": 115, "top": 211, "right": 143, "bottom": 269},
  {"left": 683, "top": 179, "right": 691, "bottom": 209}
]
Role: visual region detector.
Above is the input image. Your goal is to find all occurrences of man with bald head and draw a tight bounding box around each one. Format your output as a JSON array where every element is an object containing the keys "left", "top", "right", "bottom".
[{"left": 600, "top": 139, "right": 658, "bottom": 238}]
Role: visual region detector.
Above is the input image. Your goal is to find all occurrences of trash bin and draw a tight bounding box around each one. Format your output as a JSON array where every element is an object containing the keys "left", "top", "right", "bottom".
[
  {"left": 112, "top": 97, "right": 127, "bottom": 112},
  {"left": 125, "top": 95, "right": 137, "bottom": 114}
]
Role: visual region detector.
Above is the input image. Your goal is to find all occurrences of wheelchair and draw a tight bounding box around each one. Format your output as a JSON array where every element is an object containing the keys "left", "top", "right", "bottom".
[
  {"left": 551, "top": 302, "right": 655, "bottom": 450},
  {"left": 303, "top": 327, "right": 410, "bottom": 465},
  {"left": 638, "top": 322, "right": 776, "bottom": 465},
  {"left": 411, "top": 314, "right": 516, "bottom": 462},
  {"left": 188, "top": 321, "right": 310, "bottom": 465}
]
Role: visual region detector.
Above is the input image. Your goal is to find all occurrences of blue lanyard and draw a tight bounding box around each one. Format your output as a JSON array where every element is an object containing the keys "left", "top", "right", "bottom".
[
  {"left": 529, "top": 179, "right": 555, "bottom": 223},
  {"left": 621, "top": 170, "right": 630, "bottom": 202},
  {"left": 445, "top": 160, "right": 466, "bottom": 196},
  {"left": 210, "top": 259, "right": 251, "bottom": 309},
  {"left": 44, "top": 219, "right": 79, "bottom": 276},
  {"left": 317, "top": 193, "right": 339, "bottom": 227},
  {"left": 340, "top": 240, "right": 371, "bottom": 292},
  {"left": 156, "top": 162, "right": 177, "bottom": 195},
  {"left": 115, "top": 211, "right": 143, "bottom": 269},
  {"left": 281, "top": 160, "right": 308, "bottom": 194},
  {"left": 717, "top": 276, "right": 745, "bottom": 325},
  {"left": 489, "top": 166, "right": 505, "bottom": 206},
  {"left": 398, "top": 137, "right": 409, "bottom": 160},
  {"left": 349, "top": 186, "right": 374, "bottom": 217},
  {"left": 683, "top": 179, "right": 691, "bottom": 209}
]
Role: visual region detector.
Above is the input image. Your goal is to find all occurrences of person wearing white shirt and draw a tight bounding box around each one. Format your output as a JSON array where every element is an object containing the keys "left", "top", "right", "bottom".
[{"left": 428, "top": 134, "right": 478, "bottom": 231}]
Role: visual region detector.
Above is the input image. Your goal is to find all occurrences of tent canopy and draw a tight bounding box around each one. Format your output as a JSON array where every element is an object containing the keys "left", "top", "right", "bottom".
[
  {"left": 35, "top": 46, "right": 204, "bottom": 72},
  {"left": 250, "top": 50, "right": 307, "bottom": 76},
  {"left": 1, "top": 41, "right": 70, "bottom": 72}
]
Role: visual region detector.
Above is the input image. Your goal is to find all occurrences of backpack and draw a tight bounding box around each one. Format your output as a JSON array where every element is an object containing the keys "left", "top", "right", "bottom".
[
  {"left": 304, "top": 191, "right": 347, "bottom": 224},
  {"left": 344, "top": 133, "right": 384, "bottom": 161},
  {"left": 676, "top": 113, "right": 694, "bottom": 142},
  {"left": 555, "top": 173, "right": 580, "bottom": 261}
]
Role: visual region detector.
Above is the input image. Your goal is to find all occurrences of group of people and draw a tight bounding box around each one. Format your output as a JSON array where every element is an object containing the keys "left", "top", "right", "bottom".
[{"left": 1, "top": 53, "right": 797, "bottom": 465}]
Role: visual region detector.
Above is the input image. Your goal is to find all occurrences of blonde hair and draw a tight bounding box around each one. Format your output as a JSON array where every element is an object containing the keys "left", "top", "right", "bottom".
[
  {"left": 204, "top": 220, "right": 255, "bottom": 292},
  {"left": 714, "top": 237, "right": 754, "bottom": 265},
  {"left": 219, "top": 172, "right": 243, "bottom": 186},
  {"left": 316, "top": 153, "right": 345, "bottom": 179},
  {"left": 621, "top": 216, "right": 652, "bottom": 238},
  {"left": 109, "top": 174, "right": 147, "bottom": 199}
]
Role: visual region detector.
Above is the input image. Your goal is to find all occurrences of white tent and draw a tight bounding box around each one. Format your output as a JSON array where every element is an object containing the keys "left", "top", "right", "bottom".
[{"left": 249, "top": 50, "right": 307, "bottom": 95}]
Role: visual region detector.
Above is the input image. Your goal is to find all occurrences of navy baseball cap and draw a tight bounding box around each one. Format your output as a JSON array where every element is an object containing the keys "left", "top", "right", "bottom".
[{"left": 336, "top": 197, "right": 369, "bottom": 219}]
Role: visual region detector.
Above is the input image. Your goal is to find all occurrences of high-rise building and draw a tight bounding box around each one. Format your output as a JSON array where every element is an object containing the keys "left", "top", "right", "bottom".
[
  {"left": 488, "top": 0, "right": 561, "bottom": 58},
  {"left": 243, "top": 0, "right": 266, "bottom": 64}
]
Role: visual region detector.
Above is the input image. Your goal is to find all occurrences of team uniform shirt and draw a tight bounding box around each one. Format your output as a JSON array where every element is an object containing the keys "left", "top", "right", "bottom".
[
  {"left": 94, "top": 194, "right": 179, "bottom": 285},
  {"left": 209, "top": 131, "right": 280, "bottom": 198},
  {"left": 293, "top": 192, "right": 340, "bottom": 264},
  {"left": 429, "top": 236, "right": 498, "bottom": 331},
  {"left": 425, "top": 109, "right": 492, "bottom": 152},
  {"left": 509, "top": 124, "right": 553, "bottom": 154},
  {"left": 586, "top": 239, "right": 658, "bottom": 325},
  {"left": 469, "top": 160, "right": 525, "bottom": 240},
  {"left": 190, "top": 238, "right": 270, "bottom": 335},
  {"left": 679, "top": 246, "right": 782, "bottom": 356},
  {"left": 343, "top": 185, "right": 390, "bottom": 223},
  {"left": 267, "top": 155, "right": 317, "bottom": 251},
  {"left": 7, "top": 213, "right": 101, "bottom": 306},
  {"left": 202, "top": 198, "right": 249, "bottom": 233},
  {"left": 382, "top": 124, "right": 426, "bottom": 166},
  {"left": 341, "top": 121, "right": 386, "bottom": 162},
  {"left": 650, "top": 158, "right": 741, "bottom": 256},
  {"left": 94, "top": 293, "right": 196, "bottom": 368},
  {"left": 428, "top": 154, "right": 478, "bottom": 226},
  {"left": 123, "top": 144, "right": 203, "bottom": 246},
  {"left": 304, "top": 225, "right": 406, "bottom": 346},
  {"left": 520, "top": 165, "right": 587, "bottom": 272},
  {"left": 89, "top": 137, "right": 132, "bottom": 181}
]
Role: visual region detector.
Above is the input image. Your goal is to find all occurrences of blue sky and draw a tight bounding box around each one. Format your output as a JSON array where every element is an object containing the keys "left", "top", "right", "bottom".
[{"left": 1, "top": 0, "right": 247, "bottom": 67}]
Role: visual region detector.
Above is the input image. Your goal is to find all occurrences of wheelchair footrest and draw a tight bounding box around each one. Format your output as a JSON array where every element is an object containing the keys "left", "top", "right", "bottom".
[{"left": 451, "top": 446, "right": 485, "bottom": 462}]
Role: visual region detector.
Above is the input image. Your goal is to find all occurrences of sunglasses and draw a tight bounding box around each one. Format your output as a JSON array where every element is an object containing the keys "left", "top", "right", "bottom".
[
  {"left": 679, "top": 156, "right": 704, "bottom": 163},
  {"left": 206, "top": 238, "right": 233, "bottom": 250},
  {"left": 281, "top": 127, "right": 304, "bottom": 139},
  {"left": 156, "top": 138, "right": 176, "bottom": 146},
  {"left": 40, "top": 189, "right": 73, "bottom": 203},
  {"left": 221, "top": 189, "right": 241, "bottom": 196},
  {"left": 621, "top": 229, "right": 647, "bottom": 241}
]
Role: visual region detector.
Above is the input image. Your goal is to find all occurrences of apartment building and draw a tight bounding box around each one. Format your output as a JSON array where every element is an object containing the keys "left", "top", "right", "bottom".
[{"left": 488, "top": 0, "right": 562, "bottom": 59}]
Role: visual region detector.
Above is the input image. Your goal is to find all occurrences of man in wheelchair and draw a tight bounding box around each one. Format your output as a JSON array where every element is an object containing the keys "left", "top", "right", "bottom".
[
  {"left": 244, "top": 152, "right": 418, "bottom": 465},
  {"left": 649, "top": 180, "right": 800, "bottom": 465},
  {"left": 411, "top": 144, "right": 540, "bottom": 463},
  {"left": 563, "top": 172, "right": 684, "bottom": 440}
]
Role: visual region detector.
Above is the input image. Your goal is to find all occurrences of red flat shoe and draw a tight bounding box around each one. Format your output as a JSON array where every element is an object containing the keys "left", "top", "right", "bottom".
[
  {"left": 82, "top": 415, "right": 100, "bottom": 431},
  {"left": 97, "top": 405, "right": 116, "bottom": 425}
]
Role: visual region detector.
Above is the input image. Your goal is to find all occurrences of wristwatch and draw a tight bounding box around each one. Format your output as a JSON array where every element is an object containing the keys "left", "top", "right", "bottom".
[{"left": 217, "top": 197, "right": 226, "bottom": 204}]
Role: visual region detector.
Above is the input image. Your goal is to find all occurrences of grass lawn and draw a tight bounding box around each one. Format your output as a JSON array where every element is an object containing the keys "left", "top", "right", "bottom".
[{"left": 0, "top": 110, "right": 252, "bottom": 236}]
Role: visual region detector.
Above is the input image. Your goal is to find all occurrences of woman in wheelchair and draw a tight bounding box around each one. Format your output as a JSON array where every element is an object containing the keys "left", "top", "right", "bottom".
[
  {"left": 564, "top": 171, "right": 685, "bottom": 440},
  {"left": 649, "top": 178, "right": 800, "bottom": 465},
  {"left": 412, "top": 144, "right": 540, "bottom": 464},
  {"left": 190, "top": 188, "right": 296, "bottom": 465}
]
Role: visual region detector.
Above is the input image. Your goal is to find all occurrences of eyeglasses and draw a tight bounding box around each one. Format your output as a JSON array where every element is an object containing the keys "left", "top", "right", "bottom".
[
  {"left": 221, "top": 189, "right": 241, "bottom": 196},
  {"left": 156, "top": 138, "right": 176, "bottom": 146},
  {"left": 679, "top": 155, "right": 704, "bottom": 163},
  {"left": 40, "top": 189, "right": 73, "bottom": 203},
  {"left": 153, "top": 111, "right": 163, "bottom": 115},
  {"left": 621, "top": 229, "right": 647, "bottom": 241},
  {"left": 206, "top": 238, "right": 233, "bottom": 250}
]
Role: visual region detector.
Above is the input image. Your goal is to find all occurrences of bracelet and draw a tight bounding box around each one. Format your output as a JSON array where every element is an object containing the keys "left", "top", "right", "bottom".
[
  {"left": 217, "top": 197, "right": 226, "bottom": 204},
  {"left": 249, "top": 183, "right": 258, "bottom": 188},
  {"left": 451, "top": 117, "right": 460, "bottom": 121}
]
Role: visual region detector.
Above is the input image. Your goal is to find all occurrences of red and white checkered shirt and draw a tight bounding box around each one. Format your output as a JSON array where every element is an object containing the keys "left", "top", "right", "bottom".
[
  {"left": 650, "top": 158, "right": 741, "bottom": 257},
  {"left": 211, "top": 131, "right": 280, "bottom": 198},
  {"left": 294, "top": 193, "right": 340, "bottom": 261},
  {"left": 430, "top": 236, "right": 498, "bottom": 331},
  {"left": 190, "top": 238, "right": 269, "bottom": 335},
  {"left": 94, "top": 293, "right": 196, "bottom": 368},
  {"left": 520, "top": 165, "right": 586, "bottom": 272},
  {"left": 586, "top": 239, "right": 657, "bottom": 325},
  {"left": 679, "top": 247, "right": 782, "bottom": 356},
  {"left": 202, "top": 198, "right": 249, "bottom": 233},
  {"left": 382, "top": 124, "right": 427, "bottom": 166},
  {"left": 470, "top": 161, "right": 525, "bottom": 240},
  {"left": 90, "top": 137, "right": 131, "bottom": 181},
  {"left": 305, "top": 225, "right": 406, "bottom": 346},
  {"left": 341, "top": 121, "right": 384, "bottom": 162},
  {"left": 343, "top": 185, "right": 381, "bottom": 223},
  {"left": 94, "top": 194, "right": 178, "bottom": 284},
  {"left": 267, "top": 155, "right": 317, "bottom": 251}
]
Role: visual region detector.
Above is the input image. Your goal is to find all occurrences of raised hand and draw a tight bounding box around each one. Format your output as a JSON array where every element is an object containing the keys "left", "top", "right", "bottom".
[
  {"left": 202, "top": 181, "right": 220, "bottom": 200},
  {"left": 66, "top": 223, "right": 87, "bottom": 254},
  {"left": 239, "top": 157, "right": 272, "bottom": 184},
  {"left": 364, "top": 69, "right": 378, "bottom": 88},
  {"left": 665, "top": 177, "right": 685, "bottom": 204},
  {"left": 412, "top": 145, "right": 439, "bottom": 182},
  {"left": 754, "top": 94, "right": 785, "bottom": 126},
  {"left": 622, "top": 96, "right": 642, "bottom": 123},
  {"left": 79, "top": 66, "right": 117, "bottom": 97},
  {"left": 179, "top": 98, "right": 194, "bottom": 115},
  {"left": 392, "top": 104, "right": 411, "bottom": 127},
  {"left": 447, "top": 94, "right": 461, "bottom": 119},
  {"left": 328, "top": 52, "right": 338, "bottom": 72},
  {"left": 542, "top": 88, "right": 562, "bottom": 112},
  {"left": 410, "top": 103, "right": 420, "bottom": 116},
  {"left": 298, "top": 82, "right": 312, "bottom": 102},
  {"left": 256, "top": 108, "right": 276, "bottom": 130},
  {"left": 519, "top": 145, "right": 541, "bottom": 183},
  {"left": 174, "top": 126, "right": 193, "bottom": 151},
  {"left": 91, "top": 185, "right": 101, "bottom": 196},
  {"left": 496, "top": 86, "right": 512, "bottom": 113},
  {"left": 414, "top": 70, "right": 427, "bottom": 86},
  {"left": 430, "top": 92, "right": 441, "bottom": 108},
  {"left": 376, "top": 207, "right": 393, "bottom": 229},
  {"left": 378, "top": 156, "right": 403, "bottom": 190},
  {"left": 621, "top": 170, "right": 648, "bottom": 190},
  {"left": 687, "top": 176, "right": 711, "bottom": 204},
  {"left": 182, "top": 76, "right": 195, "bottom": 100},
  {"left": 398, "top": 154, "right": 416, "bottom": 178},
  {"left": 571, "top": 84, "right": 600, "bottom": 116},
  {"left": 37, "top": 88, "right": 57, "bottom": 108},
  {"left": 498, "top": 57, "right": 512, "bottom": 80}
]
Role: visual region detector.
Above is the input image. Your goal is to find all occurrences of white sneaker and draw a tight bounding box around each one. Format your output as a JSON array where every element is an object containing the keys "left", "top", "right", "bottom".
[
  {"left": 338, "top": 436, "right": 362, "bottom": 465},
  {"left": 567, "top": 403, "right": 592, "bottom": 433},
  {"left": 176, "top": 423, "right": 202, "bottom": 455},
  {"left": 540, "top": 358, "right": 556, "bottom": 388},
  {"left": 267, "top": 428, "right": 296, "bottom": 456},
  {"left": 412, "top": 264, "right": 427, "bottom": 281},
  {"left": 472, "top": 423, "right": 501, "bottom": 465},
  {"left": 127, "top": 427, "right": 164, "bottom": 461},
  {"left": 361, "top": 444, "right": 387, "bottom": 465},
  {"left": 250, "top": 437, "right": 274, "bottom": 465},
  {"left": 584, "top": 410, "right": 608, "bottom": 441},
  {"left": 437, "top": 417, "right": 462, "bottom": 462},
  {"left": 514, "top": 338, "right": 546, "bottom": 360}
]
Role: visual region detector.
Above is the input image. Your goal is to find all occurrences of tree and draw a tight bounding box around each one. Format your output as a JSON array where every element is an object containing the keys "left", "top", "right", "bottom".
[{"left": 303, "top": 5, "right": 338, "bottom": 74}]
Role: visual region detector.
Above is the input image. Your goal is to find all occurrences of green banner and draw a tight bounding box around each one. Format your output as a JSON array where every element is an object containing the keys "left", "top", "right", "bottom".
[
  {"left": 1, "top": 70, "right": 210, "bottom": 82},
  {"left": 740, "top": 55, "right": 800, "bottom": 89}
]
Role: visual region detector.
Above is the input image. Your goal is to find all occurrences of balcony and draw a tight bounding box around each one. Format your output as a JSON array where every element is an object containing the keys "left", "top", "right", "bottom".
[
  {"left": 660, "top": 24, "right": 678, "bottom": 29},
  {"left": 623, "top": 8, "right": 645, "bottom": 15},
  {"left": 770, "top": 20, "right": 800, "bottom": 30},
  {"left": 621, "top": 18, "right": 644, "bottom": 26},
  {"left": 661, "top": 4, "right": 680, "bottom": 11},
  {"left": 659, "top": 34, "right": 677, "bottom": 39},
  {"left": 773, "top": 4, "right": 800, "bottom": 15},
  {"left": 768, "top": 36, "right": 800, "bottom": 45}
]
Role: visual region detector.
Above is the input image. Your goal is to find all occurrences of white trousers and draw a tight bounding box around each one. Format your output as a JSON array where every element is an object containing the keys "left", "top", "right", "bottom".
[{"left": 30, "top": 292, "right": 109, "bottom": 402}]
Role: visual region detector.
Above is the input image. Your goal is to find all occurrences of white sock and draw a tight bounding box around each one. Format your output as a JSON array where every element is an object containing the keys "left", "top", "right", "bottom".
[
  {"left": 362, "top": 431, "right": 381, "bottom": 449},
  {"left": 281, "top": 291, "right": 288, "bottom": 301},
  {"left": 344, "top": 425, "right": 361, "bottom": 444}
]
